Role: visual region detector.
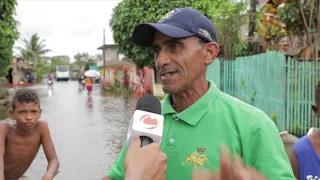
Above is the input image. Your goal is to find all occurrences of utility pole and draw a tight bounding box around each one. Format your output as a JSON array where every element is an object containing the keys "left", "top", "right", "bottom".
[{"left": 103, "top": 28, "right": 106, "bottom": 78}]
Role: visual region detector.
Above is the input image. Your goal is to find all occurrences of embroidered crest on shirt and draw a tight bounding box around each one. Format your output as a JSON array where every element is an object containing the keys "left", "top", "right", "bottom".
[
  {"left": 183, "top": 147, "right": 208, "bottom": 167},
  {"left": 306, "top": 175, "right": 319, "bottom": 180}
]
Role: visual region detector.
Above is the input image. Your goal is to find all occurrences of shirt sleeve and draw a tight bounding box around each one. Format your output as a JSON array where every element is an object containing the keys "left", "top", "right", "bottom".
[
  {"left": 242, "top": 119, "right": 296, "bottom": 180},
  {"left": 107, "top": 143, "right": 128, "bottom": 180}
]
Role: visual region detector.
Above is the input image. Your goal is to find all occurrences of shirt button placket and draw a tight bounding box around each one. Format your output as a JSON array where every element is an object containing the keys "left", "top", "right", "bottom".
[{"left": 168, "top": 115, "right": 179, "bottom": 145}]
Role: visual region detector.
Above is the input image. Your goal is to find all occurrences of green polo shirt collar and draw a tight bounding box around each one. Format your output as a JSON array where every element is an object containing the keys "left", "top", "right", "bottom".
[{"left": 161, "top": 80, "right": 220, "bottom": 126}]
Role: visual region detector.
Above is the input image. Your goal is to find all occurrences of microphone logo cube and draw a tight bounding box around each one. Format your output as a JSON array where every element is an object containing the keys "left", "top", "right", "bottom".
[
  {"left": 126, "top": 110, "right": 164, "bottom": 146},
  {"left": 140, "top": 114, "right": 159, "bottom": 129}
]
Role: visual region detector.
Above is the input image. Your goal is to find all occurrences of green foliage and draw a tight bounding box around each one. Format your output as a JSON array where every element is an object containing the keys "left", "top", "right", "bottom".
[
  {"left": 235, "top": 42, "right": 249, "bottom": 57},
  {"left": 17, "top": 33, "right": 51, "bottom": 63},
  {"left": 16, "top": 33, "right": 52, "bottom": 83},
  {"left": 48, "top": 57, "right": 70, "bottom": 73},
  {"left": 277, "top": 1, "right": 319, "bottom": 37},
  {"left": 0, "top": 0, "right": 19, "bottom": 76},
  {"left": 34, "top": 56, "right": 71, "bottom": 83},
  {"left": 34, "top": 58, "right": 48, "bottom": 83},
  {"left": 110, "top": 0, "right": 196, "bottom": 68},
  {"left": 193, "top": 0, "right": 247, "bottom": 59},
  {"left": 271, "top": 112, "right": 277, "bottom": 125},
  {"left": 0, "top": 77, "right": 8, "bottom": 86},
  {"left": 73, "top": 52, "right": 99, "bottom": 68},
  {"left": 0, "top": 77, "right": 10, "bottom": 106},
  {"left": 277, "top": 3, "right": 298, "bottom": 23}
]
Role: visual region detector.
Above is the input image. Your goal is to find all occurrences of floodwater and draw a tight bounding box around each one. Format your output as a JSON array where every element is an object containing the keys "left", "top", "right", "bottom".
[{"left": 0, "top": 81, "right": 135, "bottom": 179}]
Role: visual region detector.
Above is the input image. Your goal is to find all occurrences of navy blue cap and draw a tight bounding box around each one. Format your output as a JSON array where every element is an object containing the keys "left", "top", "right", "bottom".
[{"left": 132, "top": 7, "right": 217, "bottom": 47}]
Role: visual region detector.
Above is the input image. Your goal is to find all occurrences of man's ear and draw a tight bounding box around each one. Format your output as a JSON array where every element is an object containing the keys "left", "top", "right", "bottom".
[
  {"left": 204, "top": 42, "right": 219, "bottom": 65},
  {"left": 9, "top": 108, "right": 15, "bottom": 120}
]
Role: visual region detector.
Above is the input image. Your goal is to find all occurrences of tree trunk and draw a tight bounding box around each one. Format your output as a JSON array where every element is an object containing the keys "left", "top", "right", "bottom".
[{"left": 248, "top": 0, "right": 257, "bottom": 54}]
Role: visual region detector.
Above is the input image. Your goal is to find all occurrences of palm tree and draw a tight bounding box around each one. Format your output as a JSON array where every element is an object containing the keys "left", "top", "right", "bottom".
[{"left": 16, "top": 33, "right": 51, "bottom": 64}]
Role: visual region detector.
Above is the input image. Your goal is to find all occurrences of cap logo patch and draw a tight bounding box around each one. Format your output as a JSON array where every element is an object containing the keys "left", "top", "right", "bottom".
[
  {"left": 199, "top": 28, "right": 213, "bottom": 41},
  {"left": 158, "top": 9, "right": 181, "bottom": 22}
]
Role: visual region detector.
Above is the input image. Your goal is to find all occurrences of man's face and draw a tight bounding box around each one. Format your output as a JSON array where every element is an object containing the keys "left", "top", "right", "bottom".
[
  {"left": 9, "top": 102, "right": 42, "bottom": 131},
  {"left": 152, "top": 32, "right": 216, "bottom": 94}
]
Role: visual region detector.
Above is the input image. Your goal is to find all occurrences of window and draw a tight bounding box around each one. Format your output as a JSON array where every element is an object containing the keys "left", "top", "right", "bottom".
[{"left": 57, "top": 66, "right": 69, "bottom": 72}]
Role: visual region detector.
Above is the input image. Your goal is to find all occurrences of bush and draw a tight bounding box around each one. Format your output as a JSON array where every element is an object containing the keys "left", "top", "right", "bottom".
[
  {"left": 101, "top": 79, "right": 113, "bottom": 91},
  {"left": 113, "top": 69, "right": 121, "bottom": 91},
  {"left": 101, "top": 68, "right": 132, "bottom": 96},
  {"left": 123, "top": 67, "right": 130, "bottom": 89},
  {"left": 0, "top": 77, "right": 8, "bottom": 86}
]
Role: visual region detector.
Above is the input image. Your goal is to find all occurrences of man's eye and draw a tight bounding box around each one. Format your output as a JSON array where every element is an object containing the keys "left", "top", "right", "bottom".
[
  {"left": 17, "top": 111, "right": 24, "bottom": 114},
  {"left": 31, "top": 110, "right": 38, "bottom": 113},
  {"left": 169, "top": 43, "right": 180, "bottom": 51}
]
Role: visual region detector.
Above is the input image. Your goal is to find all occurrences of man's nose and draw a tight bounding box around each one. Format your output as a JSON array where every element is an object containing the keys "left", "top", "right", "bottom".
[{"left": 156, "top": 50, "right": 171, "bottom": 68}]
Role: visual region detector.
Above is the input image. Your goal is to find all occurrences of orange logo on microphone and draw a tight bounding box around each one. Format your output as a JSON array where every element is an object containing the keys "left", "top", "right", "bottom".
[{"left": 140, "top": 114, "right": 158, "bottom": 129}]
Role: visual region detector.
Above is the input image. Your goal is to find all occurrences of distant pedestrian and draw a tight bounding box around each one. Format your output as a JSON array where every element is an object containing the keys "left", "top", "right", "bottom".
[{"left": 85, "top": 77, "right": 93, "bottom": 95}]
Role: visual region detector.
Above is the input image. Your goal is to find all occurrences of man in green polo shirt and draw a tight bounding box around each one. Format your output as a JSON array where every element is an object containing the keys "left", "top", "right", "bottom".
[{"left": 106, "top": 7, "right": 295, "bottom": 180}]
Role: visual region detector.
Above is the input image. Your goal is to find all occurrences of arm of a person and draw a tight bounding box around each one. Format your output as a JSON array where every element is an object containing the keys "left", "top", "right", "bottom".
[
  {"left": 242, "top": 119, "right": 296, "bottom": 180},
  {"left": 0, "top": 123, "right": 9, "bottom": 180},
  {"left": 40, "top": 121, "right": 59, "bottom": 179},
  {"left": 289, "top": 149, "right": 300, "bottom": 180},
  {"left": 103, "top": 143, "right": 128, "bottom": 180}
]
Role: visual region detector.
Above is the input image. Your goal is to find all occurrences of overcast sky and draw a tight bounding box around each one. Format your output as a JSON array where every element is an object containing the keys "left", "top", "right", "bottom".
[{"left": 13, "top": 0, "right": 122, "bottom": 62}]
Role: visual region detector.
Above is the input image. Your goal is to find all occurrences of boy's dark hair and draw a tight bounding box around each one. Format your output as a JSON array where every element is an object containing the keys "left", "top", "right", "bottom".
[
  {"left": 11, "top": 88, "right": 40, "bottom": 110},
  {"left": 316, "top": 81, "right": 320, "bottom": 105}
]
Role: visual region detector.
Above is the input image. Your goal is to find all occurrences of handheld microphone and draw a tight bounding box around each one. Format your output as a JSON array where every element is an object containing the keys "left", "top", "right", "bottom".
[{"left": 126, "top": 94, "right": 164, "bottom": 147}]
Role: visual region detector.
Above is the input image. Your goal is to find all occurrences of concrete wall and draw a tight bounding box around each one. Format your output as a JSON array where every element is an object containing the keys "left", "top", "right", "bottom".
[{"left": 104, "top": 46, "right": 119, "bottom": 61}]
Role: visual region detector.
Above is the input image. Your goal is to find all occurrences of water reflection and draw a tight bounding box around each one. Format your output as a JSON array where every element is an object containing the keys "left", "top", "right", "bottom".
[
  {"left": 87, "top": 95, "right": 93, "bottom": 110},
  {"left": 48, "top": 88, "right": 53, "bottom": 97}
]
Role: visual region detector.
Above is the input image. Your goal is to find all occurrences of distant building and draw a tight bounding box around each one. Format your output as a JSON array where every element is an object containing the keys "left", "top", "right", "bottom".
[
  {"left": 6, "top": 57, "right": 36, "bottom": 84},
  {"left": 96, "top": 44, "right": 165, "bottom": 97},
  {"left": 97, "top": 44, "right": 120, "bottom": 61},
  {"left": 97, "top": 44, "right": 131, "bottom": 78}
]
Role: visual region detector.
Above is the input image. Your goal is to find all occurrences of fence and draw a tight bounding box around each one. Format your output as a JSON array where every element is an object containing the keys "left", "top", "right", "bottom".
[{"left": 206, "top": 51, "right": 320, "bottom": 136}]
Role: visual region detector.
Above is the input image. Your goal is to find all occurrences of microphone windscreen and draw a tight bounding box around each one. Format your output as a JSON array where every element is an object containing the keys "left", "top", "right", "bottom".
[{"left": 135, "top": 94, "right": 161, "bottom": 115}]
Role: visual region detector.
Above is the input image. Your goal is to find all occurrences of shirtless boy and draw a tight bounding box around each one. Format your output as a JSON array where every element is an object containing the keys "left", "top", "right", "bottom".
[
  {"left": 289, "top": 81, "right": 320, "bottom": 180},
  {"left": 0, "top": 88, "right": 59, "bottom": 180}
]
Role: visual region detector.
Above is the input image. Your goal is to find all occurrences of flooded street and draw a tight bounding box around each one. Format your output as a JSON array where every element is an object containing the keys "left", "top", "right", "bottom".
[{"left": 0, "top": 81, "right": 135, "bottom": 180}]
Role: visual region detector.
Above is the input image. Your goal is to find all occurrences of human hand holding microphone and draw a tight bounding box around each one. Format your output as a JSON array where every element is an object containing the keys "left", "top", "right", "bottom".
[
  {"left": 124, "top": 94, "right": 167, "bottom": 180},
  {"left": 124, "top": 136, "right": 167, "bottom": 180}
]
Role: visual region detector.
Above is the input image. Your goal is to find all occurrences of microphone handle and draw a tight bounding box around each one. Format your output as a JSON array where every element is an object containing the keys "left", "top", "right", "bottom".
[{"left": 140, "top": 136, "right": 153, "bottom": 147}]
